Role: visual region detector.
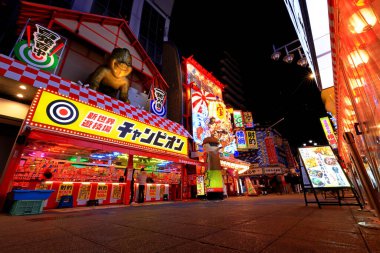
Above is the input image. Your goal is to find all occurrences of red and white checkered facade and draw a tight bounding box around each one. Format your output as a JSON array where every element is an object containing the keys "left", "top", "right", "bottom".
[{"left": 0, "top": 54, "right": 192, "bottom": 138}]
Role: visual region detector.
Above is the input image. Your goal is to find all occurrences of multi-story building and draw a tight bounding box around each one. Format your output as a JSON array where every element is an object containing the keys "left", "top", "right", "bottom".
[
  {"left": 0, "top": 0, "right": 204, "bottom": 210},
  {"left": 217, "top": 51, "right": 246, "bottom": 111}
]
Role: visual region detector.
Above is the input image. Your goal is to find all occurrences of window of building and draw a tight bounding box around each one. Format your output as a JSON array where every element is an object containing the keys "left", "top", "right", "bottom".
[
  {"left": 91, "top": 0, "right": 133, "bottom": 20},
  {"left": 27, "top": 0, "right": 74, "bottom": 9},
  {"left": 139, "top": 2, "right": 165, "bottom": 68}
]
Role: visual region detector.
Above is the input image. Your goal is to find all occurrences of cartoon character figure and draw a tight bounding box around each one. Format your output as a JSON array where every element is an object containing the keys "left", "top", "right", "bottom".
[
  {"left": 87, "top": 48, "right": 133, "bottom": 103},
  {"left": 202, "top": 136, "right": 224, "bottom": 199}
]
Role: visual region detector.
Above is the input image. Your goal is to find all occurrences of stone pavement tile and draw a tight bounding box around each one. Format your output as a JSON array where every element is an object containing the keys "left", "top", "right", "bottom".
[
  {"left": 260, "top": 236, "right": 369, "bottom": 253},
  {"left": 160, "top": 241, "right": 241, "bottom": 253},
  {"left": 230, "top": 217, "right": 300, "bottom": 236},
  {"left": 363, "top": 234, "right": 380, "bottom": 253},
  {"left": 0, "top": 228, "right": 72, "bottom": 248},
  {"left": 171, "top": 215, "right": 250, "bottom": 229},
  {"left": 1, "top": 236, "right": 109, "bottom": 253},
  {"left": 0, "top": 217, "right": 56, "bottom": 236},
  {"left": 105, "top": 230, "right": 189, "bottom": 253},
  {"left": 285, "top": 226, "right": 366, "bottom": 248},
  {"left": 125, "top": 220, "right": 223, "bottom": 240},
  {"left": 199, "top": 229, "right": 275, "bottom": 252},
  {"left": 78, "top": 225, "right": 140, "bottom": 243},
  {"left": 295, "top": 219, "right": 360, "bottom": 233}
]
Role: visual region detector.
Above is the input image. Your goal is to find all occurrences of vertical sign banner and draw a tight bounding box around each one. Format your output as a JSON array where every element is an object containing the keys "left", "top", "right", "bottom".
[
  {"left": 56, "top": 183, "right": 73, "bottom": 202},
  {"left": 233, "top": 110, "right": 244, "bottom": 128},
  {"left": 243, "top": 111, "right": 254, "bottom": 128},
  {"left": 111, "top": 184, "right": 122, "bottom": 200},
  {"left": 150, "top": 88, "right": 167, "bottom": 117},
  {"left": 96, "top": 184, "right": 108, "bottom": 200},
  {"left": 236, "top": 130, "right": 248, "bottom": 149},
  {"left": 265, "top": 137, "right": 278, "bottom": 164},
  {"left": 246, "top": 130, "right": 258, "bottom": 149},
  {"left": 196, "top": 176, "right": 205, "bottom": 196},
  {"left": 77, "top": 184, "right": 91, "bottom": 201},
  {"left": 320, "top": 117, "right": 338, "bottom": 149}
]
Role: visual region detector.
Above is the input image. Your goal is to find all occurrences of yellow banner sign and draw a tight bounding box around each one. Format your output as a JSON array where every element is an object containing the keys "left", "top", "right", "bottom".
[{"left": 29, "top": 90, "right": 187, "bottom": 155}]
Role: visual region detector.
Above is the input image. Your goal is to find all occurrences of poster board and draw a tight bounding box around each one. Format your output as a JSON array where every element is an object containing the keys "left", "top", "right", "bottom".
[
  {"left": 298, "top": 146, "right": 361, "bottom": 209},
  {"left": 298, "top": 146, "right": 350, "bottom": 188}
]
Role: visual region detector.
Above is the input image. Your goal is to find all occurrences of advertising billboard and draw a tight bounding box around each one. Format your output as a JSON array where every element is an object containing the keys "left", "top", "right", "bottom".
[{"left": 298, "top": 146, "right": 350, "bottom": 188}]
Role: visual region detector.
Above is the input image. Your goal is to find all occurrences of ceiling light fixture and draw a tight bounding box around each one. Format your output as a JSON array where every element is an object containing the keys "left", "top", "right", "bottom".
[{"left": 16, "top": 93, "right": 24, "bottom": 98}]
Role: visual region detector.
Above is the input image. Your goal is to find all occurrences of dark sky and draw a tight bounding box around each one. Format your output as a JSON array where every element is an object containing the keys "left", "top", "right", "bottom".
[{"left": 168, "top": 1, "right": 328, "bottom": 149}]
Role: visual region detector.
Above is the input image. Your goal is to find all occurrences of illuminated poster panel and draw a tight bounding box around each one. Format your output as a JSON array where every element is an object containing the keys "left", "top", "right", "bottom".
[
  {"left": 236, "top": 130, "right": 247, "bottom": 149},
  {"left": 233, "top": 110, "right": 243, "bottom": 128},
  {"left": 243, "top": 111, "right": 254, "bottom": 128},
  {"left": 191, "top": 88, "right": 237, "bottom": 154},
  {"left": 196, "top": 175, "right": 205, "bottom": 196},
  {"left": 298, "top": 146, "right": 351, "bottom": 188},
  {"left": 246, "top": 130, "right": 258, "bottom": 149},
  {"left": 320, "top": 117, "right": 338, "bottom": 149}
]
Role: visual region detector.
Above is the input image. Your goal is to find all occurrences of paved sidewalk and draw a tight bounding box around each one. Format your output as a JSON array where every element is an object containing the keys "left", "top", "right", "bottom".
[{"left": 0, "top": 194, "right": 379, "bottom": 252}]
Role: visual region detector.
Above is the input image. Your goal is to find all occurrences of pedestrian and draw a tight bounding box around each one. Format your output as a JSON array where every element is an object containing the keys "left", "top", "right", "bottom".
[
  {"left": 137, "top": 168, "right": 147, "bottom": 203},
  {"left": 129, "top": 168, "right": 135, "bottom": 204}
]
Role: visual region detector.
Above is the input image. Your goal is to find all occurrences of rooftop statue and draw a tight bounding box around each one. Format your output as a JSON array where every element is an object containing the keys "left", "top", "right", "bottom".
[{"left": 87, "top": 48, "right": 133, "bottom": 103}]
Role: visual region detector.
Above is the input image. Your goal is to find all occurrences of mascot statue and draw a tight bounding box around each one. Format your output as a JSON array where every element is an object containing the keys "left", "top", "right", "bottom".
[
  {"left": 202, "top": 136, "right": 224, "bottom": 200},
  {"left": 87, "top": 48, "right": 133, "bottom": 103}
]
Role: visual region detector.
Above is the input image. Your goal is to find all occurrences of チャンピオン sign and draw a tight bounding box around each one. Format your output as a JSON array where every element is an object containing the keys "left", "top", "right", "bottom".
[{"left": 27, "top": 90, "right": 188, "bottom": 156}]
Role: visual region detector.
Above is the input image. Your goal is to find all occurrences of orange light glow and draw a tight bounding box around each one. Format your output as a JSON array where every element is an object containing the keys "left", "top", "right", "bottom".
[
  {"left": 344, "top": 97, "right": 352, "bottom": 106},
  {"left": 348, "top": 77, "right": 365, "bottom": 89},
  {"left": 348, "top": 8, "right": 377, "bottom": 33},
  {"left": 347, "top": 49, "right": 369, "bottom": 67}
]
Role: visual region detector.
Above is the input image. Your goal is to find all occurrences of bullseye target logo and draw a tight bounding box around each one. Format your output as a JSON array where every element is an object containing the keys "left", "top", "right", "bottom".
[
  {"left": 13, "top": 24, "right": 63, "bottom": 72},
  {"left": 46, "top": 100, "right": 79, "bottom": 125},
  {"left": 150, "top": 100, "right": 166, "bottom": 117}
]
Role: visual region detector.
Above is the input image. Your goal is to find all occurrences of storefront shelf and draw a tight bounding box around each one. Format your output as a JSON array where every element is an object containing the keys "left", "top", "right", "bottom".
[{"left": 9, "top": 200, "right": 44, "bottom": 216}]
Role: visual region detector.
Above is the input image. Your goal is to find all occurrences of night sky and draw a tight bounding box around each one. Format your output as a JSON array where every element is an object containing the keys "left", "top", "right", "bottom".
[{"left": 168, "top": 1, "right": 329, "bottom": 149}]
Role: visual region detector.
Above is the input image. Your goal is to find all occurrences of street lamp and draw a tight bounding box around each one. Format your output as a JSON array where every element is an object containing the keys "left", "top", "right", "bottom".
[{"left": 271, "top": 39, "right": 308, "bottom": 68}]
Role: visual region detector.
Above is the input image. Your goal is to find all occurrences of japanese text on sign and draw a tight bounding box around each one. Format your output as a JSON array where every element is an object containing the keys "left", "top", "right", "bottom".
[
  {"left": 30, "top": 91, "right": 188, "bottom": 156},
  {"left": 117, "top": 122, "right": 184, "bottom": 151},
  {"left": 236, "top": 130, "right": 247, "bottom": 149},
  {"left": 246, "top": 130, "right": 258, "bottom": 149},
  {"left": 56, "top": 183, "right": 73, "bottom": 201},
  {"left": 81, "top": 112, "right": 116, "bottom": 133},
  {"left": 96, "top": 184, "right": 108, "bottom": 200},
  {"left": 33, "top": 24, "right": 60, "bottom": 57}
]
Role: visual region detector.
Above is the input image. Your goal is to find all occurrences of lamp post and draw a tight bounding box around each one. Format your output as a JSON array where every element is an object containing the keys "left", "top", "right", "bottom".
[{"left": 271, "top": 39, "right": 308, "bottom": 68}]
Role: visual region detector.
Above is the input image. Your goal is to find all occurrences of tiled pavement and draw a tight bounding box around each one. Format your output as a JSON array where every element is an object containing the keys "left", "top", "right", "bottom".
[{"left": 0, "top": 194, "right": 379, "bottom": 253}]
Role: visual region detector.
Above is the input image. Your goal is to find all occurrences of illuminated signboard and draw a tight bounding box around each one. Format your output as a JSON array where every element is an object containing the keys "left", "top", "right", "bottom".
[
  {"left": 186, "top": 62, "right": 223, "bottom": 98},
  {"left": 320, "top": 117, "right": 338, "bottom": 149},
  {"left": 150, "top": 88, "right": 167, "bottom": 117},
  {"left": 28, "top": 90, "right": 188, "bottom": 156},
  {"left": 246, "top": 130, "right": 258, "bottom": 149},
  {"left": 265, "top": 137, "right": 278, "bottom": 164},
  {"left": 298, "top": 146, "right": 351, "bottom": 188},
  {"left": 236, "top": 130, "right": 247, "bottom": 149},
  {"left": 243, "top": 111, "right": 254, "bottom": 128},
  {"left": 13, "top": 23, "right": 65, "bottom": 72},
  {"left": 233, "top": 110, "right": 243, "bottom": 128}
]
